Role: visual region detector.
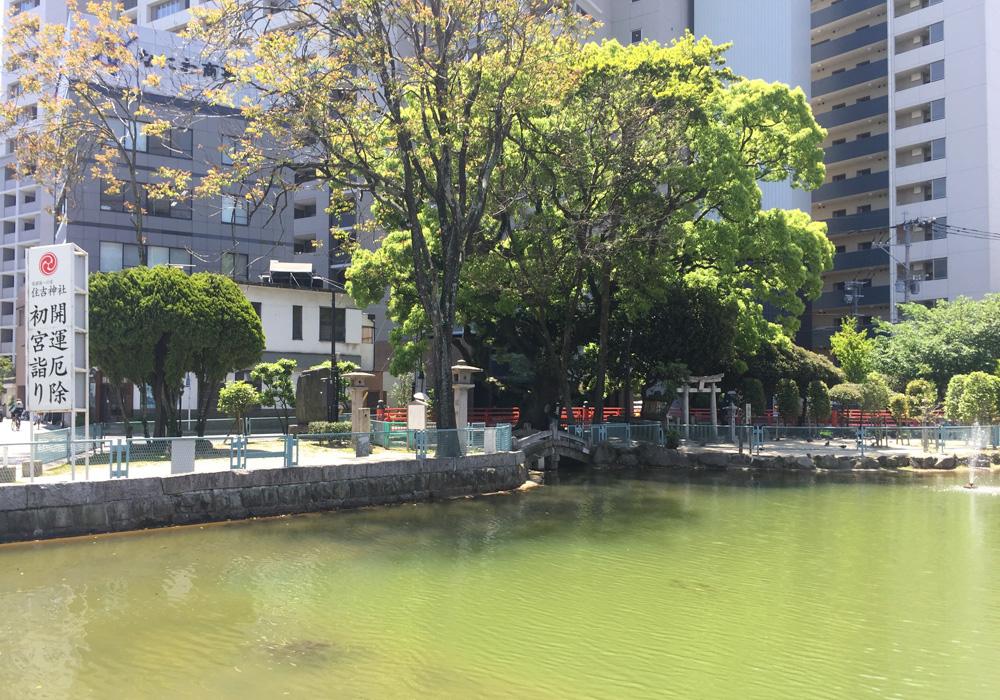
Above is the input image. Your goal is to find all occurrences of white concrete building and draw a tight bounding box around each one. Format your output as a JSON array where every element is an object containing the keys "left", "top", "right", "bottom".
[{"left": 807, "top": 0, "right": 1000, "bottom": 350}]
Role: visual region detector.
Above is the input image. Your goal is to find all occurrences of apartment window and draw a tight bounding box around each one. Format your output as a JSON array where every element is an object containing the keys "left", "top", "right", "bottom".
[
  {"left": 221, "top": 196, "right": 249, "bottom": 225},
  {"left": 147, "top": 127, "right": 193, "bottom": 158},
  {"left": 897, "top": 98, "right": 945, "bottom": 129},
  {"left": 22, "top": 218, "right": 34, "bottom": 231},
  {"left": 22, "top": 191, "right": 35, "bottom": 204},
  {"left": 857, "top": 205, "right": 872, "bottom": 214},
  {"left": 832, "top": 209, "right": 847, "bottom": 217},
  {"left": 100, "top": 242, "right": 124, "bottom": 272},
  {"left": 921, "top": 257, "right": 948, "bottom": 280},
  {"left": 251, "top": 302, "right": 262, "bottom": 317},
  {"left": 294, "top": 201, "right": 317, "bottom": 219},
  {"left": 912, "top": 217, "right": 947, "bottom": 242},
  {"left": 832, "top": 138, "right": 847, "bottom": 146},
  {"left": 222, "top": 252, "right": 249, "bottom": 279},
  {"left": 896, "top": 0, "right": 943, "bottom": 18},
  {"left": 294, "top": 238, "right": 318, "bottom": 254},
  {"left": 858, "top": 242, "right": 873, "bottom": 251},
  {"left": 832, "top": 103, "right": 846, "bottom": 110},
  {"left": 931, "top": 177, "right": 946, "bottom": 200},
  {"left": 930, "top": 138, "right": 946, "bottom": 160},
  {"left": 835, "top": 245, "right": 846, "bottom": 254},
  {"left": 100, "top": 242, "right": 143, "bottom": 271},
  {"left": 631, "top": 29, "right": 641, "bottom": 44},
  {"left": 100, "top": 180, "right": 130, "bottom": 211},
  {"left": 20, "top": 105, "right": 37, "bottom": 122},
  {"left": 292, "top": 305, "right": 303, "bottom": 340},
  {"left": 929, "top": 98, "right": 945, "bottom": 121},
  {"left": 146, "top": 190, "right": 192, "bottom": 219},
  {"left": 3, "top": 194, "right": 15, "bottom": 207},
  {"left": 114, "top": 120, "right": 148, "bottom": 152},
  {"left": 319, "top": 307, "right": 346, "bottom": 342},
  {"left": 221, "top": 135, "right": 239, "bottom": 165},
  {"left": 149, "top": 0, "right": 190, "bottom": 22},
  {"left": 6, "top": 83, "right": 20, "bottom": 100},
  {"left": 833, "top": 174, "right": 846, "bottom": 182},
  {"left": 855, "top": 96, "right": 871, "bottom": 104},
  {"left": 832, "top": 68, "right": 846, "bottom": 76},
  {"left": 856, "top": 168, "right": 871, "bottom": 177},
  {"left": 856, "top": 132, "right": 871, "bottom": 140},
  {"left": 11, "top": 0, "right": 40, "bottom": 14}
]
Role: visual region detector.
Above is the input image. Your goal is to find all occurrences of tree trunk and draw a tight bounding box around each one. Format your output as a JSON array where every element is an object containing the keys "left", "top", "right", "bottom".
[
  {"left": 429, "top": 318, "right": 459, "bottom": 456},
  {"left": 194, "top": 376, "right": 219, "bottom": 438},
  {"left": 593, "top": 261, "right": 612, "bottom": 425},
  {"left": 136, "top": 382, "right": 151, "bottom": 438},
  {"left": 111, "top": 381, "right": 132, "bottom": 439}
]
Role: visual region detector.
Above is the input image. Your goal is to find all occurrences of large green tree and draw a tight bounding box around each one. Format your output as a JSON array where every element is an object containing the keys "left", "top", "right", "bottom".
[
  {"left": 189, "top": 0, "right": 582, "bottom": 450},
  {"left": 351, "top": 38, "right": 831, "bottom": 422},
  {"left": 90, "top": 267, "right": 263, "bottom": 437},
  {"left": 875, "top": 296, "right": 1000, "bottom": 391}
]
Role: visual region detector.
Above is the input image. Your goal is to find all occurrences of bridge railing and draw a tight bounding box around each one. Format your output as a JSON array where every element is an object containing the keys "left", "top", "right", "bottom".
[{"left": 565, "top": 422, "right": 665, "bottom": 447}]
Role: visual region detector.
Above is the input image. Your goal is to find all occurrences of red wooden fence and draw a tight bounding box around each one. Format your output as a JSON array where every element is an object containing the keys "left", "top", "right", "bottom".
[{"left": 375, "top": 406, "right": 521, "bottom": 427}]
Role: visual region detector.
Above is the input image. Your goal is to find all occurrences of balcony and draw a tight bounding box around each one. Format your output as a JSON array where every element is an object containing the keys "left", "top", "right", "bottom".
[
  {"left": 813, "top": 170, "right": 889, "bottom": 203},
  {"left": 0, "top": 314, "right": 12, "bottom": 326},
  {"left": 812, "top": 0, "right": 886, "bottom": 29},
  {"left": 813, "top": 284, "right": 891, "bottom": 310},
  {"left": 813, "top": 59, "right": 888, "bottom": 98},
  {"left": 0, "top": 342, "right": 11, "bottom": 355},
  {"left": 817, "top": 96, "right": 888, "bottom": 129},
  {"left": 825, "top": 133, "right": 889, "bottom": 163},
  {"left": 833, "top": 248, "right": 886, "bottom": 272},
  {"left": 812, "top": 23, "right": 888, "bottom": 62},
  {"left": 823, "top": 208, "right": 890, "bottom": 236}
]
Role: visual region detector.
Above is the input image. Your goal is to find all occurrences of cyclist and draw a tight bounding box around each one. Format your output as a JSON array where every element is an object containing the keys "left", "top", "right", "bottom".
[{"left": 10, "top": 400, "right": 23, "bottom": 431}]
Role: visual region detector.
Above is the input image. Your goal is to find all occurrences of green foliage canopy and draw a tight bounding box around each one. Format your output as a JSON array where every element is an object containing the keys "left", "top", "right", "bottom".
[{"left": 830, "top": 319, "right": 875, "bottom": 384}]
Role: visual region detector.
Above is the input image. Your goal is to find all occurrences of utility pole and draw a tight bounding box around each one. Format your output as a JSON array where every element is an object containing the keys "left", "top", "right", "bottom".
[
  {"left": 902, "top": 219, "right": 912, "bottom": 305},
  {"left": 844, "top": 279, "right": 864, "bottom": 321}
]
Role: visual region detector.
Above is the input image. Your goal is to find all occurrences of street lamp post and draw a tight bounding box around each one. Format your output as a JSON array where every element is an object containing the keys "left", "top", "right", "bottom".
[{"left": 328, "top": 274, "right": 341, "bottom": 423}]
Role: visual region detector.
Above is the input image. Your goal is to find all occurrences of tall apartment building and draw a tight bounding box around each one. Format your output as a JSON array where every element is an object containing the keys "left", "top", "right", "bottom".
[
  {"left": 1, "top": 1, "right": 388, "bottom": 414},
  {"left": 807, "top": 0, "right": 1000, "bottom": 351}
]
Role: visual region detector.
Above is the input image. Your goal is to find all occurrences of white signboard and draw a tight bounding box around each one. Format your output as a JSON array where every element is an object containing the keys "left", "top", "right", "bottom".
[{"left": 26, "top": 244, "right": 86, "bottom": 413}]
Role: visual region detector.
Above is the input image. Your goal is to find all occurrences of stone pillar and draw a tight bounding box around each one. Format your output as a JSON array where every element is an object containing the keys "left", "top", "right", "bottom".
[
  {"left": 682, "top": 385, "right": 690, "bottom": 439},
  {"left": 343, "top": 371, "right": 375, "bottom": 438},
  {"left": 710, "top": 384, "right": 718, "bottom": 439},
  {"left": 451, "top": 360, "right": 482, "bottom": 452}
]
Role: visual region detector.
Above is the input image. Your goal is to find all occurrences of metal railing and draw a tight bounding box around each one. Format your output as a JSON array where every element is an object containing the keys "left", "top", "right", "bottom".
[{"left": 0, "top": 424, "right": 517, "bottom": 485}]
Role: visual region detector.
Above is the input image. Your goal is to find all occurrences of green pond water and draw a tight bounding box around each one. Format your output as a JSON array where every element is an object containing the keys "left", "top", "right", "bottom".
[{"left": 2, "top": 469, "right": 1000, "bottom": 699}]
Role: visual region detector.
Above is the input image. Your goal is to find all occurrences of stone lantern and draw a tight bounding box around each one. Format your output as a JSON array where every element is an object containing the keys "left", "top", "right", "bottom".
[
  {"left": 343, "top": 371, "right": 375, "bottom": 436},
  {"left": 451, "top": 360, "right": 482, "bottom": 432}
]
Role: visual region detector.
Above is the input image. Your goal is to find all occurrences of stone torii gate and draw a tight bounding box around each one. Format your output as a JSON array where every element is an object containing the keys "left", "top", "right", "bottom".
[{"left": 677, "top": 374, "right": 724, "bottom": 439}]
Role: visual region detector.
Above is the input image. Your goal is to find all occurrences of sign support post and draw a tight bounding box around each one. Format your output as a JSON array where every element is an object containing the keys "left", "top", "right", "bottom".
[{"left": 26, "top": 244, "right": 89, "bottom": 480}]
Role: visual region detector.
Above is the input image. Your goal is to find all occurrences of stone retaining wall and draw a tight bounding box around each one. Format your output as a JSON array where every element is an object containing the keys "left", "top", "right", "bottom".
[
  {"left": 593, "top": 442, "right": 975, "bottom": 472},
  {"left": 0, "top": 453, "right": 526, "bottom": 544}
]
